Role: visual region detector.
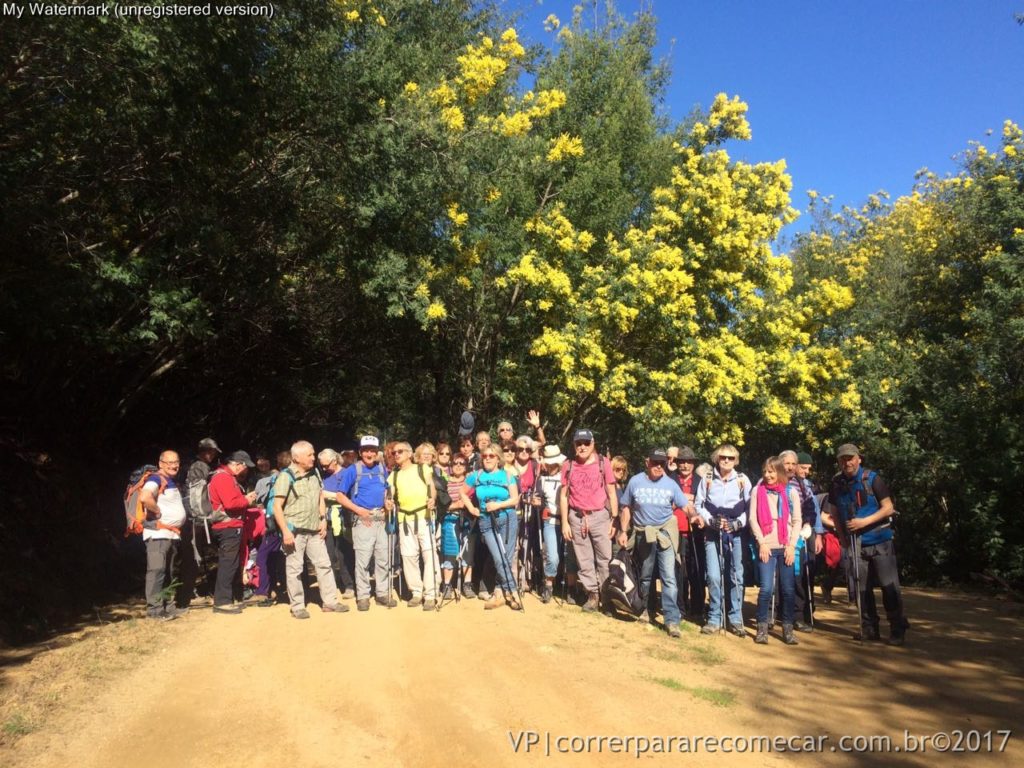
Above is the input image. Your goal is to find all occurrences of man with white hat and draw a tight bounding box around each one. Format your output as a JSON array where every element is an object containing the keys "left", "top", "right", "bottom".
[{"left": 333, "top": 435, "right": 396, "bottom": 611}]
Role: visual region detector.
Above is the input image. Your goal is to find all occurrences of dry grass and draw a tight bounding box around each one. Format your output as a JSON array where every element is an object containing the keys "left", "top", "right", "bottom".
[{"left": 0, "top": 615, "right": 182, "bottom": 752}]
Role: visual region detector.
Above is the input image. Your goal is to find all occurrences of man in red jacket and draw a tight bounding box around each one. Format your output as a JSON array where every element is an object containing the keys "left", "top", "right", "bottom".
[{"left": 208, "top": 450, "right": 258, "bottom": 614}]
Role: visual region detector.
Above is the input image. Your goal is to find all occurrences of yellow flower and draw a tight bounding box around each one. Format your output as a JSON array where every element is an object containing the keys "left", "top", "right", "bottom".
[
  {"left": 544, "top": 14, "right": 560, "bottom": 31},
  {"left": 441, "top": 106, "right": 466, "bottom": 132},
  {"left": 546, "top": 134, "right": 585, "bottom": 162},
  {"left": 344, "top": 9, "right": 360, "bottom": 22},
  {"left": 425, "top": 301, "right": 448, "bottom": 321},
  {"left": 404, "top": 82, "right": 419, "bottom": 94}
]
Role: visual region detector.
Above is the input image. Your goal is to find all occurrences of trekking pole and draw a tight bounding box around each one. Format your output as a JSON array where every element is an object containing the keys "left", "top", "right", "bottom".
[
  {"left": 851, "top": 532, "right": 864, "bottom": 641},
  {"left": 717, "top": 519, "right": 726, "bottom": 634},
  {"left": 535, "top": 505, "right": 545, "bottom": 597},
  {"left": 770, "top": 556, "right": 778, "bottom": 629},
  {"left": 805, "top": 538, "right": 815, "bottom": 630},
  {"left": 427, "top": 511, "right": 440, "bottom": 610},
  {"left": 489, "top": 511, "right": 525, "bottom": 612}
]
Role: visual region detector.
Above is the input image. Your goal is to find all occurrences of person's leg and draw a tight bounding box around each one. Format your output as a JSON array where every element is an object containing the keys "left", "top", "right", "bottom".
[
  {"left": 704, "top": 536, "right": 723, "bottom": 627},
  {"left": 569, "top": 512, "right": 598, "bottom": 596},
  {"left": 352, "top": 522, "right": 374, "bottom": 601},
  {"left": 253, "top": 532, "right": 278, "bottom": 597},
  {"left": 780, "top": 555, "right": 797, "bottom": 625},
  {"left": 855, "top": 543, "right": 878, "bottom": 635},
  {"left": 726, "top": 535, "right": 746, "bottom": 627},
  {"left": 417, "top": 524, "right": 440, "bottom": 602},
  {"left": 462, "top": 525, "right": 477, "bottom": 597},
  {"left": 636, "top": 538, "right": 657, "bottom": 607},
  {"left": 794, "top": 540, "right": 810, "bottom": 621},
  {"left": 372, "top": 522, "right": 392, "bottom": 601},
  {"left": 542, "top": 518, "right": 560, "bottom": 580},
  {"left": 657, "top": 542, "right": 680, "bottom": 627},
  {"left": 589, "top": 508, "right": 613, "bottom": 588},
  {"left": 306, "top": 533, "right": 341, "bottom": 609},
  {"left": 756, "top": 553, "right": 777, "bottom": 625},
  {"left": 870, "top": 541, "right": 908, "bottom": 639},
  {"left": 285, "top": 533, "right": 308, "bottom": 614},
  {"left": 144, "top": 539, "right": 170, "bottom": 614},
  {"left": 675, "top": 537, "right": 689, "bottom": 616},
  {"left": 399, "top": 520, "right": 424, "bottom": 601},
  {"left": 213, "top": 528, "right": 241, "bottom": 607}
]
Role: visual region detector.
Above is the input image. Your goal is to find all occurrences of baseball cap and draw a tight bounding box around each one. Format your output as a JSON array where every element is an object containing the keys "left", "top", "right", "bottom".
[
  {"left": 226, "top": 450, "right": 255, "bottom": 467},
  {"left": 796, "top": 451, "right": 813, "bottom": 464},
  {"left": 572, "top": 428, "right": 594, "bottom": 443},
  {"left": 457, "top": 410, "right": 476, "bottom": 438},
  {"left": 360, "top": 435, "right": 380, "bottom": 449},
  {"left": 836, "top": 443, "right": 861, "bottom": 458},
  {"left": 677, "top": 446, "right": 697, "bottom": 461},
  {"left": 648, "top": 449, "right": 669, "bottom": 465}
]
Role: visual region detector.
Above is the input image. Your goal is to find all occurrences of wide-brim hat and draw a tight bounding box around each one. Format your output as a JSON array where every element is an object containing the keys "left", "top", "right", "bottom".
[
  {"left": 540, "top": 444, "right": 567, "bottom": 465},
  {"left": 677, "top": 446, "right": 697, "bottom": 461}
]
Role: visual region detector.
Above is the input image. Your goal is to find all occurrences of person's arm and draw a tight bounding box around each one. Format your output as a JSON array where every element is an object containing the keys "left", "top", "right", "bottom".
[
  {"left": 526, "top": 409, "right": 545, "bottom": 447},
  {"left": 140, "top": 481, "right": 161, "bottom": 519},
  {"left": 210, "top": 472, "right": 251, "bottom": 515},
  {"left": 784, "top": 488, "right": 801, "bottom": 565},
  {"left": 559, "top": 468, "right": 571, "bottom": 541},
  {"left": 749, "top": 491, "right": 768, "bottom": 551},
  {"left": 273, "top": 481, "right": 293, "bottom": 548},
  {"left": 318, "top": 482, "right": 328, "bottom": 539},
  {"left": 617, "top": 481, "right": 633, "bottom": 547},
  {"left": 847, "top": 475, "right": 894, "bottom": 533}
]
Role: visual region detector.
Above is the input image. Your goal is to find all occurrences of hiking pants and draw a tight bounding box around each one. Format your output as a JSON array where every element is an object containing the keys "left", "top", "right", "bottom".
[
  {"left": 284, "top": 531, "right": 341, "bottom": 613},
  {"left": 637, "top": 536, "right": 681, "bottom": 626},
  {"left": 793, "top": 533, "right": 816, "bottom": 622},
  {"left": 253, "top": 531, "right": 285, "bottom": 599},
  {"left": 541, "top": 517, "right": 561, "bottom": 578},
  {"left": 145, "top": 538, "right": 180, "bottom": 612},
  {"left": 211, "top": 526, "right": 242, "bottom": 607},
  {"left": 399, "top": 518, "right": 441, "bottom": 601},
  {"left": 326, "top": 525, "right": 355, "bottom": 593},
  {"left": 479, "top": 511, "right": 518, "bottom": 594},
  {"left": 704, "top": 531, "right": 745, "bottom": 627},
  {"left": 353, "top": 519, "right": 391, "bottom": 601},
  {"left": 569, "top": 507, "right": 612, "bottom": 595},
  {"left": 757, "top": 548, "right": 796, "bottom": 624},
  {"left": 851, "top": 539, "right": 907, "bottom": 633}
]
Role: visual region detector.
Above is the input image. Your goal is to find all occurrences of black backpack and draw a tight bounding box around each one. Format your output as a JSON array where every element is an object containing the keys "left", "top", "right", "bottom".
[{"left": 602, "top": 545, "right": 644, "bottom": 618}]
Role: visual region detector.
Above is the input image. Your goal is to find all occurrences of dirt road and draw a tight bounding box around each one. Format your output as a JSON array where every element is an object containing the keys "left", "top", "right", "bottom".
[{"left": 2, "top": 587, "right": 1021, "bottom": 768}]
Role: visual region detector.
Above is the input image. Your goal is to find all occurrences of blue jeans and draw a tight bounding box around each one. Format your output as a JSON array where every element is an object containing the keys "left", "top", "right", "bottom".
[
  {"left": 704, "top": 532, "right": 745, "bottom": 626},
  {"left": 637, "top": 537, "right": 681, "bottom": 626},
  {"left": 479, "top": 511, "right": 518, "bottom": 593},
  {"left": 541, "top": 518, "right": 560, "bottom": 578},
  {"left": 756, "top": 549, "right": 795, "bottom": 624}
]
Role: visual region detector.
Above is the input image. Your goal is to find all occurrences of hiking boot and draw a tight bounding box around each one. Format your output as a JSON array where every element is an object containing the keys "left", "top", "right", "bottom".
[
  {"left": 422, "top": 600, "right": 437, "bottom": 611},
  {"left": 637, "top": 609, "right": 650, "bottom": 624},
  {"left": 582, "top": 592, "right": 600, "bottom": 612},
  {"left": 291, "top": 608, "right": 311, "bottom": 620},
  {"left": 341, "top": 588, "right": 355, "bottom": 600},
  {"left": 888, "top": 619, "right": 909, "bottom": 646},
  {"left": 700, "top": 624, "right": 718, "bottom": 635},
  {"left": 146, "top": 608, "right": 173, "bottom": 621},
  {"left": 507, "top": 595, "right": 523, "bottom": 612},
  {"left": 782, "top": 624, "right": 799, "bottom": 645},
  {"left": 541, "top": 585, "right": 553, "bottom": 604},
  {"left": 794, "top": 620, "right": 813, "bottom": 633},
  {"left": 357, "top": 599, "right": 370, "bottom": 612},
  {"left": 256, "top": 597, "right": 275, "bottom": 608},
  {"left": 163, "top": 605, "right": 189, "bottom": 619},
  {"left": 728, "top": 623, "right": 748, "bottom": 638},
  {"left": 213, "top": 604, "right": 242, "bottom": 615},
  {"left": 478, "top": 590, "right": 492, "bottom": 601},
  {"left": 322, "top": 603, "right": 350, "bottom": 613},
  {"left": 666, "top": 623, "right": 682, "bottom": 639},
  {"left": 853, "top": 626, "right": 881, "bottom": 642},
  {"left": 375, "top": 596, "right": 398, "bottom": 608},
  {"left": 407, "top": 595, "right": 423, "bottom": 608},
  {"left": 755, "top": 622, "right": 769, "bottom": 644},
  {"left": 462, "top": 583, "right": 477, "bottom": 599},
  {"left": 821, "top": 589, "right": 833, "bottom": 605}
]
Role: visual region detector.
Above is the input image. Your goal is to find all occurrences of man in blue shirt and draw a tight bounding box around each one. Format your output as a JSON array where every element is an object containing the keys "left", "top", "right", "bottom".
[
  {"left": 693, "top": 444, "right": 752, "bottom": 637},
  {"left": 332, "top": 436, "right": 395, "bottom": 611},
  {"left": 620, "top": 449, "right": 688, "bottom": 638}
]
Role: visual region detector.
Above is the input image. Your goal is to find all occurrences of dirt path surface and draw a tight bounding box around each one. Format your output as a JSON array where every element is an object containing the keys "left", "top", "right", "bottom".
[{"left": 3, "top": 587, "right": 1022, "bottom": 768}]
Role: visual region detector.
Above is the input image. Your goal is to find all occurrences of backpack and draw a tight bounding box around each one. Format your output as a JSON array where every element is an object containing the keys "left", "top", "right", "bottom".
[
  {"left": 351, "top": 461, "right": 387, "bottom": 500},
  {"left": 191, "top": 468, "right": 230, "bottom": 525},
  {"left": 123, "top": 465, "right": 178, "bottom": 537},
  {"left": 601, "top": 545, "right": 644, "bottom": 618},
  {"left": 264, "top": 468, "right": 301, "bottom": 533},
  {"left": 563, "top": 454, "right": 608, "bottom": 509}
]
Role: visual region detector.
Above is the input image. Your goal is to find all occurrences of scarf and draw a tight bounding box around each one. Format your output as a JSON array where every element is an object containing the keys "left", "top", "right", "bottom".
[{"left": 756, "top": 482, "right": 790, "bottom": 546}]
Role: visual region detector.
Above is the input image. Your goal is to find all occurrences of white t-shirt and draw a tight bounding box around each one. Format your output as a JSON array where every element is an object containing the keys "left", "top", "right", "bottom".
[{"left": 142, "top": 476, "right": 187, "bottom": 541}]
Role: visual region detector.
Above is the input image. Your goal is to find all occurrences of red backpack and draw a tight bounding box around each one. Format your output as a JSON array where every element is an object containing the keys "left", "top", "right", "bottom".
[{"left": 123, "top": 466, "right": 179, "bottom": 537}]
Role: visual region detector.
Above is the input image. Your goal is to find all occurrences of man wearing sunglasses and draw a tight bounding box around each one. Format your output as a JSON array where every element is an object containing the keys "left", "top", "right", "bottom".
[
  {"left": 693, "top": 444, "right": 751, "bottom": 636},
  {"left": 559, "top": 429, "right": 619, "bottom": 612}
]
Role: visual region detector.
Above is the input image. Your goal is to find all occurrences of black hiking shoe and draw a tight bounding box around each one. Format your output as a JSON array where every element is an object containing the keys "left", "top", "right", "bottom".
[
  {"left": 727, "top": 624, "right": 748, "bottom": 638},
  {"left": 888, "top": 619, "right": 910, "bottom": 646},
  {"left": 794, "top": 620, "right": 813, "bottom": 633},
  {"left": 853, "top": 626, "right": 881, "bottom": 642}
]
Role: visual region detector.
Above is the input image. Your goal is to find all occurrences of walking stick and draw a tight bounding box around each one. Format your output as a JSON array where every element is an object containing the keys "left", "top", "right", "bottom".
[
  {"left": 770, "top": 554, "right": 778, "bottom": 629},
  {"left": 805, "top": 538, "right": 815, "bottom": 630},
  {"left": 385, "top": 502, "right": 396, "bottom": 610},
  {"left": 851, "top": 532, "right": 864, "bottom": 641},
  {"left": 426, "top": 509, "right": 441, "bottom": 610},
  {"left": 489, "top": 511, "right": 525, "bottom": 612},
  {"left": 717, "top": 520, "right": 726, "bottom": 634}
]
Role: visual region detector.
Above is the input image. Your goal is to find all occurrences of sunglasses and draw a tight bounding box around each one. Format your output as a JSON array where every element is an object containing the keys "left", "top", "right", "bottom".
[
  {"left": 718, "top": 455, "right": 737, "bottom": 461},
  {"left": 574, "top": 440, "right": 592, "bottom": 447},
  {"left": 439, "top": 451, "right": 451, "bottom": 456},
  {"left": 452, "top": 460, "right": 467, "bottom": 466},
  {"left": 481, "top": 453, "right": 498, "bottom": 459}
]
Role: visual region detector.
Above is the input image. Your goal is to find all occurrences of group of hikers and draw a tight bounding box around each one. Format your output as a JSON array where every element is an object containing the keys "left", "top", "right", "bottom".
[{"left": 126, "top": 410, "right": 910, "bottom": 647}]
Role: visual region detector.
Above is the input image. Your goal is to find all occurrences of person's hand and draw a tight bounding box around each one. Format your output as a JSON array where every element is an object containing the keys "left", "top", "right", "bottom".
[
  {"left": 691, "top": 515, "right": 706, "bottom": 529},
  {"left": 526, "top": 409, "right": 541, "bottom": 429},
  {"left": 847, "top": 517, "right": 868, "bottom": 533},
  {"left": 759, "top": 543, "right": 771, "bottom": 563},
  {"left": 531, "top": 492, "right": 543, "bottom": 507},
  {"left": 355, "top": 506, "right": 369, "bottom": 518},
  {"left": 561, "top": 522, "right": 572, "bottom": 542},
  {"left": 246, "top": 491, "right": 258, "bottom": 503},
  {"left": 616, "top": 530, "right": 628, "bottom": 548},
  {"left": 318, "top": 519, "right": 327, "bottom": 540},
  {"left": 384, "top": 497, "right": 394, "bottom": 512},
  {"left": 282, "top": 530, "right": 295, "bottom": 551},
  {"left": 427, "top": 496, "right": 436, "bottom": 512},
  {"left": 814, "top": 535, "right": 823, "bottom": 555},
  {"left": 784, "top": 544, "right": 795, "bottom": 567},
  {"left": 607, "top": 521, "right": 616, "bottom": 539}
]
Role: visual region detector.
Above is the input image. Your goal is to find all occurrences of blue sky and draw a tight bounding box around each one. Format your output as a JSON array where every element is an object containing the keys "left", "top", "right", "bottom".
[{"left": 509, "top": 0, "right": 1024, "bottom": 238}]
